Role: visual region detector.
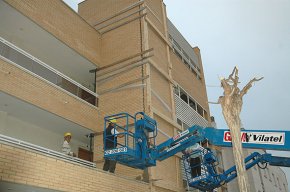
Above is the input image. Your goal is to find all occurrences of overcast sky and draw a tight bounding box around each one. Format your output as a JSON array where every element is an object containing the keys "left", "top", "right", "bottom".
[
  {"left": 65, "top": 0, "right": 290, "bottom": 190},
  {"left": 164, "top": 0, "right": 290, "bottom": 132}
]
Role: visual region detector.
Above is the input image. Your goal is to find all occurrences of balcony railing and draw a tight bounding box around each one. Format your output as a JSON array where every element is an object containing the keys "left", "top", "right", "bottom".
[
  {"left": 175, "top": 95, "right": 209, "bottom": 128},
  {"left": 0, "top": 133, "right": 96, "bottom": 168},
  {"left": 0, "top": 37, "right": 98, "bottom": 107}
]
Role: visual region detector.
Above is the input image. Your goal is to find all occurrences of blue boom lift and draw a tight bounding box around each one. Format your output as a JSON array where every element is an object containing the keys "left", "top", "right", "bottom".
[{"left": 103, "top": 112, "right": 290, "bottom": 191}]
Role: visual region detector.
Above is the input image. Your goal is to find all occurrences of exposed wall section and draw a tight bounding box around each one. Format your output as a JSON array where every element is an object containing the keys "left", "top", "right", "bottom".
[{"left": 4, "top": 0, "right": 101, "bottom": 66}]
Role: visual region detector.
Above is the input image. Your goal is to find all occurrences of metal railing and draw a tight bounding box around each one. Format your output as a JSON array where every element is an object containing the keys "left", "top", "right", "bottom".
[
  {"left": 0, "top": 133, "right": 96, "bottom": 168},
  {"left": 0, "top": 37, "right": 98, "bottom": 107},
  {"left": 175, "top": 95, "right": 209, "bottom": 128}
]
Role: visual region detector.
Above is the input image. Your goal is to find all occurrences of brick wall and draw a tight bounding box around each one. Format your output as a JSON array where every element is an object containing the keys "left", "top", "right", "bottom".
[
  {"left": 148, "top": 28, "right": 168, "bottom": 73},
  {"left": 79, "top": 0, "right": 138, "bottom": 26},
  {"left": 145, "top": 0, "right": 165, "bottom": 34},
  {"left": 151, "top": 67, "right": 172, "bottom": 118},
  {"left": 4, "top": 0, "right": 101, "bottom": 66},
  {"left": 0, "top": 143, "right": 149, "bottom": 192}
]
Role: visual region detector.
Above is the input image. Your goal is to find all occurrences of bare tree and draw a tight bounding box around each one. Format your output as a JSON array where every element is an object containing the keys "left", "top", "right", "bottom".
[{"left": 214, "top": 67, "right": 263, "bottom": 192}]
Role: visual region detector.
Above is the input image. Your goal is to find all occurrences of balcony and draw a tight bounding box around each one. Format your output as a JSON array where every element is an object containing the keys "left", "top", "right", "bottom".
[
  {"left": 0, "top": 91, "right": 95, "bottom": 161},
  {"left": 175, "top": 94, "right": 209, "bottom": 128},
  {"left": 0, "top": 0, "right": 98, "bottom": 106}
]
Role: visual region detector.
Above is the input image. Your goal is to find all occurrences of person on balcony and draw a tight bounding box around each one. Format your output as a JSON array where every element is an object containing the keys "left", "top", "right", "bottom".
[
  {"left": 103, "top": 119, "right": 124, "bottom": 173},
  {"left": 62, "top": 132, "right": 76, "bottom": 157}
]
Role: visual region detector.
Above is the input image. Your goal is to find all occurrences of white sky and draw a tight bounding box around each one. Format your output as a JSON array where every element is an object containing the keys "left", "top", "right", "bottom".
[{"left": 65, "top": 0, "right": 290, "bottom": 190}]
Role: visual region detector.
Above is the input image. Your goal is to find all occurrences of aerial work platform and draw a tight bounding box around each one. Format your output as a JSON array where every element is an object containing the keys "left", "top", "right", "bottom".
[{"left": 103, "top": 111, "right": 290, "bottom": 191}]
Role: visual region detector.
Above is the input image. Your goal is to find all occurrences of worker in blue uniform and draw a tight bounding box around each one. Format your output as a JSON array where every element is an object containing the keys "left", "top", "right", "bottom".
[{"left": 103, "top": 119, "right": 124, "bottom": 173}]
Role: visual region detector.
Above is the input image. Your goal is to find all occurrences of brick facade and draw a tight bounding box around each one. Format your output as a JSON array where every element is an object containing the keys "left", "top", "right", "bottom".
[
  {"left": 0, "top": 0, "right": 211, "bottom": 191},
  {"left": 0, "top": 144, "right": 149, "bottom": 192}
]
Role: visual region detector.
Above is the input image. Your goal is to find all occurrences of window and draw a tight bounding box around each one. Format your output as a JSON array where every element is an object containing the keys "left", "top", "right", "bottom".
[
  {"left": 180, "top": 88, "right": 188, "bottom": 104},
  {"left": 168, "top": 34, "right": 172, "bottom": 41},
  {"left": 203, "top": 110, "right": 208, "bottom": 121},
  {"left": 174, "top": 85, "right": 208, "bottom": 120},
  {"left": 173, "top": 47, "right": 182, "bottom": 60},
  {"left": 173, "top": 39, "right": 181, "bottom": 51},
  {"left": 177, "top": 118, "right": 182, "bottom": 126},
  {"left": 196, "top": 66, "right": 201, "bottom": 72},
  {"left": 197, "top": 75, "right": 202, "bottom": 80},
  {"left": 197, "top": 104, "right": 204, "bottom": 117},
  {"left": 190, "top": 59, "right": 196, "bottom": 67},
  {"left": 169, "top": 36, "right": 202, "bottom": 81},
  {"left": 192, "top": 68, "right": 198, "bottom": 77},
  {"left": 182, "top": 50, "right": 189, "bottom": 61},
  {"left": 188, "top": 98, "right": 196, "bottom": 110},
  {"left": 174, "top": 85, "right": 179, "bottom": 96},
  {"left": 176, "top": 119, "right": 190, "bottom": 129}
]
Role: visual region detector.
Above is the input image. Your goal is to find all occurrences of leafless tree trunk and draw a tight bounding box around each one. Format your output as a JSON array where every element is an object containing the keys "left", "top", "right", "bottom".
[{"left": 216, "top": 67, "right": 263, "bottom": 192}]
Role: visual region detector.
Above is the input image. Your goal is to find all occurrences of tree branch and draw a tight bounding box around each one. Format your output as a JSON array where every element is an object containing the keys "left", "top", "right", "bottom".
[
  {"left": 224, "top": 67, "right": 240, "bottom": 96},
  {"left": 240, "top": 77, "right": 264, "bottom": 97},
  {"left": 208, "top": 101, "right": 220, "bottom": 104},
  {"left": 228, "top": 66, "right": 238, "bottom": 80}
]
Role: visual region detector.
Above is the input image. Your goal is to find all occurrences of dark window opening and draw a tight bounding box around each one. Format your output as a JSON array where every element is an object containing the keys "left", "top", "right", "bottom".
[
  {"left": 188, "top": 98, "right": 196, "bottom": 110},
  {"left": 173, "top": 39, "right": 181, "bottom": 50},
  {"left": 204, "top": 110, "right": 208, "bottom": 120},
  {"left": 174, "top": 49, "right": 182, "bottom": 60},
  {"left": 174, "top": 86, "right": 179, "bottom": 96},
  {"left": 180, "top": 89, "right": 188, "bottom": 104},
  {"left": 197, "top": 104, "right": 203, "bottom": 117},
  {"left": 177, "top": 118, "right": 182, "bottom": 126},
  {"left": 192, "top": 68, "right": 198, "bottom": 76}
]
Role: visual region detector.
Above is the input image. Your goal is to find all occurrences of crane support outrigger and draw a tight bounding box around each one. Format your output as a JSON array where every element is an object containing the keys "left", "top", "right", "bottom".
[{"left": 103, "top": 112, "right": 290, "bottom": 191}]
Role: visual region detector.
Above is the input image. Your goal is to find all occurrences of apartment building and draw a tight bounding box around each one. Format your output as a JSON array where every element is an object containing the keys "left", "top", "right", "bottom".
[
  {"left": 0, "top": 0, "right": 221, "bottom": 191},
  {"left": 2, "top": 0, "right": 285, "bottom": 192}
]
